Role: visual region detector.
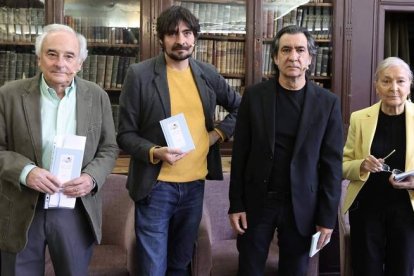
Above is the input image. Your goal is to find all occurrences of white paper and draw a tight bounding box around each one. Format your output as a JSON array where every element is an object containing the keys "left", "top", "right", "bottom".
[
  {"left": 44, "top": 135, "right": 86, "bottom": 209},
  {"left": 394, "top": 169, "right": 414, "bottom": 182},
  {"left": 309, "top": 231, "right": 330, "bottom": 257}
]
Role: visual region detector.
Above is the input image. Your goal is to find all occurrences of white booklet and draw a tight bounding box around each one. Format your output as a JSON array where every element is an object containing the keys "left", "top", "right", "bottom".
[
  {"left": 160, "top": 113, "right": 195, "bottom": 153},
  {"left": 309, "top": 231, "right": 331, "bottom": 257},
  {"left": 44, "top": 135, "right": 86, "bottom": 209},
  {"left": 394, "top": 169, "right": 414, "bottom": 182}
]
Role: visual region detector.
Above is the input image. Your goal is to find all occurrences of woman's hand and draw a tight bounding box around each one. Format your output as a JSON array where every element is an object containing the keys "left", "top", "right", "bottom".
[{"left": 389, "top": 174, "right": 414, "bottom": 189}]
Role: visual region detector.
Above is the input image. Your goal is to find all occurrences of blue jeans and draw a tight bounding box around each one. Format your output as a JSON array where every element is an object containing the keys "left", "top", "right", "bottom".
[{"left": 135, "top": 180, "right": 204, "bottom": 276}]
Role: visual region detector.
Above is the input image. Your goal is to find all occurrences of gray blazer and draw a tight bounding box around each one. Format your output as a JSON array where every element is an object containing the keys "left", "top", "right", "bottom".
[
  {"left": 0, "top": 75, "right": 118, "bottom": 253},
  {"left": 117, "top": 54, "right": 241, "bottom": 202}
]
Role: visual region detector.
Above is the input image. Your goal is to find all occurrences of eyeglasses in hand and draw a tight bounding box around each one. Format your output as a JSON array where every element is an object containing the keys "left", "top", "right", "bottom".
[{"left": 382, "top": 163, "right": 403, "bottom": 175}]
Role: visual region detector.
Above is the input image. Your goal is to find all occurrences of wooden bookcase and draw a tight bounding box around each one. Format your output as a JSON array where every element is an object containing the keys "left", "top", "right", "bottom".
[
  {"left": 0, "top": 0, "right": 343, "bottom": 151},
  {"left": 0, "top": 0, "right": 344, "bottom": 272}
]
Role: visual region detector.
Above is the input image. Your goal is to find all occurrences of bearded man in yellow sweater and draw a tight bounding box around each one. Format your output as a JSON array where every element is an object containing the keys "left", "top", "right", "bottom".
[{"left": 117, "top": 5, "right": 241, "bottom": 276}]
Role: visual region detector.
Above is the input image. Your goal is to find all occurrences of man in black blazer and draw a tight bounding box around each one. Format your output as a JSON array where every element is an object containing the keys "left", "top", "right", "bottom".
[
  {"left": 228, "top": 25, "right": 343, "bottom": 275},
  {"left": 117, "top": 6, "right": 240, "bottom": 275}
]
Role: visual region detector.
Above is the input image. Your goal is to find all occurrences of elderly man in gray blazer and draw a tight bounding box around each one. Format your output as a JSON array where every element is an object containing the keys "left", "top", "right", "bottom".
[{"left": 0, "top": 24, "right": 118, "bottom": 275}]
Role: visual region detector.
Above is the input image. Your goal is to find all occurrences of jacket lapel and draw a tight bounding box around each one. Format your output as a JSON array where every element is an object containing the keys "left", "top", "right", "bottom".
[
  {"left": 405, "top": 101, "right": 414, "bottom": 170},
  {"left": 154, "top": 54, "right": 171, "bottom": 117},
  {"left": 359, "top": 103, "right": 380, "bottom": 157},
  {"left": 262, "top": 79, "right": 276, "bottom": 152},
  {"left": 292, "top": 82, "right": 318, "bottom": 157},
  {"left": 75, "top": 77, "right": 92, "bottom": 136},
  {"left": 22, "top": 76, "right": 43, "bottom": 165},
  {"left": 189, "top": 58, "right": 212, "bottom": 128}
]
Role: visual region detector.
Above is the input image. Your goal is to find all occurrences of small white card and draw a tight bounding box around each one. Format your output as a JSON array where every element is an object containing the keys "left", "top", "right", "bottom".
[
  {"left": 160, "top": 113, "right": 195, "bottom": 153},
  {"left": 309, "top": 231, "right": 330, "bottom": 257}
]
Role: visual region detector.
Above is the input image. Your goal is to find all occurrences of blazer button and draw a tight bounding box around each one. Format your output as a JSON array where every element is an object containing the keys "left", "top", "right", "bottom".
[{"left": 263, "top": 179, "right": 267, "bottom": 183}]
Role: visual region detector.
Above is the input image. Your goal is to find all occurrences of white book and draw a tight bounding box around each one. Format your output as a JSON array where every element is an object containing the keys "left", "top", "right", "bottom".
[
  {"left": 44, "top": 135, "right": 86, "bottom": 209},
  {"left": 160, "top": 113, "right": 195, "bottom": 153},
  {"left": 394, "top": 169, "right": 414, "bottom": 182},
  {"left": 309, "top": 231, "right": 330, "bottom": 257}
]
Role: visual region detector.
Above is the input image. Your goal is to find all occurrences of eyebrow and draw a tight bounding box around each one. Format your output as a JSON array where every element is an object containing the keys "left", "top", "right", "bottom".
[{"left": 46, "top": 49, "right": 76, "bottom": 56}]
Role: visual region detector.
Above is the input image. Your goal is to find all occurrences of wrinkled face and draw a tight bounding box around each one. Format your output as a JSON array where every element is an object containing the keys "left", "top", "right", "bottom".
[
  {"left": 376, "top": 65, "right": 411, "bottom": 110},
  {"left": 38, "top": 31, "right": 82, "bottom": 90},
  {"left": 273, "top": 33, "right": 312, "bottom": 81},
  {"left": 161, "top": 21, "right": 195, "bottom": 61}
]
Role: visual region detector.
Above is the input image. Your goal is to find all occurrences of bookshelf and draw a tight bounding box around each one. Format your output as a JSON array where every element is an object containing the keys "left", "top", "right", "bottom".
[
  {"left": 63, "top": 0, "right": 141, "bottom": 133},
  {"left": 0, "top": 0, "right": 343, "bottom": 150},
  {"left": 0, "top": 3, "right": 44, "bottom": 85},
  {"left": 260, "top": 0, "right": 334, "bottom": 89}
]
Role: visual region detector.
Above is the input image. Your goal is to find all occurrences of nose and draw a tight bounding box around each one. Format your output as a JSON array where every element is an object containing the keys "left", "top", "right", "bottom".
[
  {"left": 390, "top": 80, "right": 398, "bottom": 91},
  {"left": 288, "top": 49, "right": 300, "bottom": 61},
  {"left": 175, "top": 32, "right": 186, "bottom": 45},
  {"left": 54, "top": 55, "right": 66, "bottom": 67}
]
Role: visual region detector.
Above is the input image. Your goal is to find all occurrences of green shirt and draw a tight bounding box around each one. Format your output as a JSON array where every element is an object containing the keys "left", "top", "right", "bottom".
[{"left": 19, "top": 75, "right": 76, "bottom": 185}]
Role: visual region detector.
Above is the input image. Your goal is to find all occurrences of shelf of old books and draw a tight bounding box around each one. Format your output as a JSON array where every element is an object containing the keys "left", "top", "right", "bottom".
[
  {"left": 64, "top": 0, "right": 140, "bottom": 134},
  {"left": 261, "top": 0, "right": 333, "bottom": 88},
  {"left": 176, "top": 0, "right": 246, "bottom": 123},
  {"left": 0, "top": 3, "right": 44, "bottom": 86}
]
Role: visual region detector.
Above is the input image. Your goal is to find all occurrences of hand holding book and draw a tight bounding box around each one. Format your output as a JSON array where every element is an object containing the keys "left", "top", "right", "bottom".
[{"left": 389, "top": 170, "right": 414, "bottom": 190}]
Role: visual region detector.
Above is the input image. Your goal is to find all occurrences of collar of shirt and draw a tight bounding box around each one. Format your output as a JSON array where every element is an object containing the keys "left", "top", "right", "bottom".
[
  {"left": 39, "top": 74, "right": 77, "bottom": 170},
  {"left": 40, "top": 74, "right": 76, "bottom": 99}
]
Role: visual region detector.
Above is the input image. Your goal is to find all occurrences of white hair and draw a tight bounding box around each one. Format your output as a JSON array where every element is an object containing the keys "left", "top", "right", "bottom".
[{"left": 35, "top": 23, "right": 88, "bottom": 62}]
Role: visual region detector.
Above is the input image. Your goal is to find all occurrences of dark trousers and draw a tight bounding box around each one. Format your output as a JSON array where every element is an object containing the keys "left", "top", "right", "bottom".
[
  {"left": 349, "top": 200, "right": 414, "bottom": 276},
  {"left": 1, "top": 201, "right": 95, "bottom": 276},
  {"left": 237, "top": 195, "right": 311, "bottom": 276}
]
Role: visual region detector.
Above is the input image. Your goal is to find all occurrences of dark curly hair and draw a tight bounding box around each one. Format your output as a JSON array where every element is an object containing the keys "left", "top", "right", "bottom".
[{"left": 156, "top": 5, "right": 200, "bottom": 42}]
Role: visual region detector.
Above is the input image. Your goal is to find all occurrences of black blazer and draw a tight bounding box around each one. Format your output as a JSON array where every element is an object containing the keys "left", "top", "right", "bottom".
[
  {"left": 229, "top": 78, "right": 343, "bottom": 236},
  {"left": 117, "top": 54, "right": 241, "bottom": 202}
]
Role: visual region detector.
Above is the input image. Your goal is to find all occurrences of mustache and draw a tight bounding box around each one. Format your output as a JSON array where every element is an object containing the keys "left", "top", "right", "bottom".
[{"left": 172, "top": 44, "right": 192, "bottom": 51}]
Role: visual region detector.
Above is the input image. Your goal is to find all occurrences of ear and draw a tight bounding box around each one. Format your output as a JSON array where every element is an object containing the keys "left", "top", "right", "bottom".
[{"left": 273, "top": 55, "right": 279, "bottom": 66}]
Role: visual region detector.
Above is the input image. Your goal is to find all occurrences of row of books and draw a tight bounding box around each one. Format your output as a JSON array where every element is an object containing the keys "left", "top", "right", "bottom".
[
  {"left": 0, "top": 24, "right": 43, "bottom": 43},
  {"left": 262, "top": 44, "right": 332, "bottom": 77},
  {"left": 0, "top": 50, "right": 139, "bottom": 89},
  {"left": 78, "top": 55, "right": 139, "bottom": 89},
  {"left": 0, "top": 51, "right": 39, "bottom": 86},
  {"left": 0, "top": 7, "right": 45, "bottom": 43},
  {"left": 262, "top": 6, "right": 332, "bottom": 40},
  {"left": 177, "top": 1, "right": 246, "bottom": 34},
  {"left": 64, "top": 15, "right": 139, "bottom": 45},
  {"left": 224, "top": 78, "right": 244, "bottom": 96},
  {"left": 308, "top": 0, "right": 330, "bottom": 3},
  {"left": 0, "top": 7, "right": 44, "bottom": 25},
  {"left": 194, "top": 40, "right": 245, "bottom": 75}
]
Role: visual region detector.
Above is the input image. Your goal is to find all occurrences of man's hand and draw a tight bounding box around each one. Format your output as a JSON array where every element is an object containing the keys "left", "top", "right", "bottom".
[
  {"left": 208, "top": 130, "right": 221, "bottom": 146},
  {"left": 389, "top": 174, "right": 414, "bottom": 189},
  {"left": 153, "top": 147, "right": 188, "bottom": 165},
  {"left": 62, "top": 173, "right": 94, "bottom": 198},
  {"left": 316, "top": 226, "right": 333, "bottom": 250},
  {"left": 26, "top": 167, "right": 61, "bottom": 194},
  {"left": 229, "top": 212, "right": 248, "bottom": 235}
]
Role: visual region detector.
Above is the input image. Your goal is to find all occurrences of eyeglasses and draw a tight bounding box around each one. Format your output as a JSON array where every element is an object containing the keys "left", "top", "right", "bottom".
[
  {"left": 380, "top": 149, "right": 402, "bottom": 174},
  {"left": 381, "top": 163, "right": 403, "bottom": 175}
]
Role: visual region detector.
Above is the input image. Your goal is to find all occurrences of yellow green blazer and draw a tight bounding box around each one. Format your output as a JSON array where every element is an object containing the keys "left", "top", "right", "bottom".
[{"left": 343, "top": 100, "right": 414, "bottom": 213}]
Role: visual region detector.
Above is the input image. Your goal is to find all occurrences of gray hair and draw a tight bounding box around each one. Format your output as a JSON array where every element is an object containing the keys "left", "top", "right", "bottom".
[
  {"left": 35, "top": 24, "right": 88, "bottom": 62},
  {"left": 375, "top": 56, "right": 413, "bottom": 83}
]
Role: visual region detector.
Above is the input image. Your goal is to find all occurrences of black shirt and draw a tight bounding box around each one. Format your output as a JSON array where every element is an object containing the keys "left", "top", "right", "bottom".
[
  {"left": 268, "top": 81, "right": 305, "bottom": 196},
  {"left": 357, "top": 109, "right": 408, "bottom": 207}
]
